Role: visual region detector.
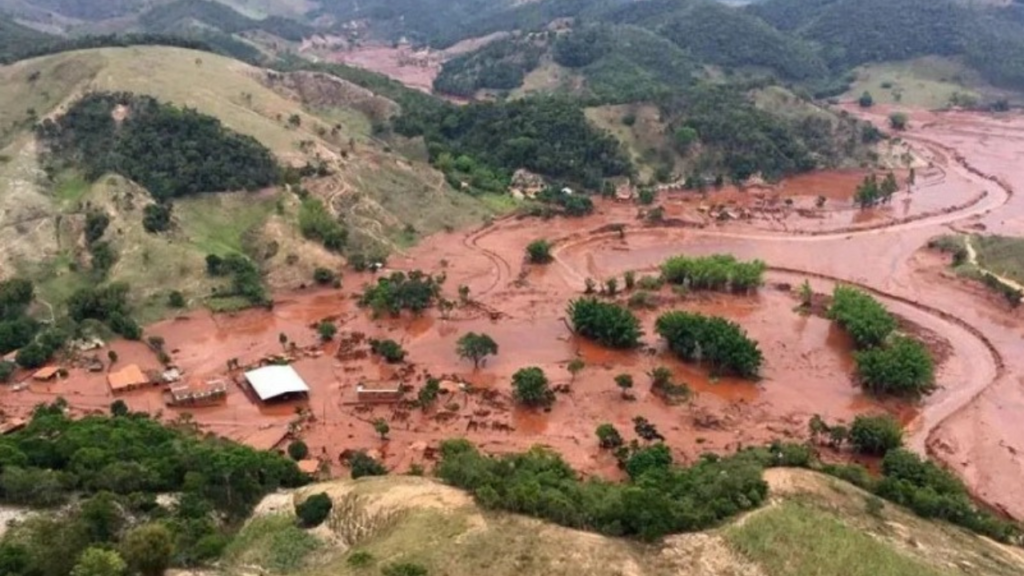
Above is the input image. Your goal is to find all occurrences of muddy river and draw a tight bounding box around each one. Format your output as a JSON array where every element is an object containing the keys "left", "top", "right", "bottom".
[{"left": 2, "top": 106, "right": 1024, "bottom": 520}]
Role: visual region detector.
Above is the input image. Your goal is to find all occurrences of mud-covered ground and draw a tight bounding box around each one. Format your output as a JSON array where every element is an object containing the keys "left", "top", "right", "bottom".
[{"left": 3, "top": 105, "right": 1024, "bottom": 520}]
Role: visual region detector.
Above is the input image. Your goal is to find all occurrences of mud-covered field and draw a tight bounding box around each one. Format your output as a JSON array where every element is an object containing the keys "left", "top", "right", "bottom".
[{"left": 3, "top": 106, "right": 1024, "bottom": 520}]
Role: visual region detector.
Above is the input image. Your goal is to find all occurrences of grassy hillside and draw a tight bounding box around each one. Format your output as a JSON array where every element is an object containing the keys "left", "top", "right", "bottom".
[
  {"left": 223, "top": 469, "right": 1024, "bottom": 576},
  {"left": 0, "top": 46, "right": 496, "bottom": 319}
]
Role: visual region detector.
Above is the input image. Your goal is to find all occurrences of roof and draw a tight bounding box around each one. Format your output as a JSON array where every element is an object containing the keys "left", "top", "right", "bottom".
[
  {"left": 108, "top": 364, "right": 150, "bottom": 391},
  {"left": 32, "top": 366, "right": 59, "bottom": 380},
  {"left": 297, "top": 459, "right": 320, "bottom": 475},
  {"left": 244, "top": 365, "right": 310, "bottom": 401}
]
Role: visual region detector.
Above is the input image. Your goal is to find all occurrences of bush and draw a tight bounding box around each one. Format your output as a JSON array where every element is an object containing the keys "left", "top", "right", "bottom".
[
  {"left": 567, "top": 298, "right": 642, "bottom": 349},
  {"left": 526, "top": 239, "right": 553, "bottom": 264},
  {"left": 167, "top": 291, "right": 186, "bottom": 308},
  {"left": 295, "top": 493, "right": 333, "bottom": 528},
  {"left": 317, "top": 321, "right": 337, "bottom": 342},
  {"left": 849, "top": 414, "right": 903, "bottom": 456},
  {"left": 854, "top": 337, "right": 935, "bottom": 397},
  {"left": 348, "top": 451, "right": 387, "bottom": 479},
  {"left": 298, "top": 198, "right": 347, "bottom": 252},
  {"left": 511, "top": 367, "right": 554, "bottom": 408},
  {"left": 382, "top": 563, "right": 428, "bottom": 576},
  {"left": 15, "top": 342, "right": 50, "bottom": 369},
  {"left": 369, "top": 338, "right": 406, "bottom": 363},
  {"left": 142, "top": 203, "right": 172, "bottom": 233},
  {"left": 827, "top": 286, "right": 896, "bottom": 349},
  {"left": 312, "top": 267, "right": 336, "bottom": 285},
  {"left": 655, "top": 311, "right": 762, "bottom": 378},
  {"left": 0, "top": 360, "right": 15, "bottom": 382},
  {"left": 595, "top": 423, "right": 623, "bottom": 449},
  {"left": 889, "top": 112, "right": 909, "bottom": 130},
  {"left": 660, "top": 254, "right": 765, "bottom": 293},
  {"left": 359, "top": 271, "right": 443, "bottom": 317},
  {"left": 287, "top": 440, "right": 309, "bottom": 461}
]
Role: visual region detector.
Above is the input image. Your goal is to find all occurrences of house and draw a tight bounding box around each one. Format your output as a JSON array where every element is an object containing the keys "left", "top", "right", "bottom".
[
  {"left": 107, "top": 364, "right": 151, "bottom": 393},
  {"left": 32, "top": 366, "right": 60, "bottom": 381},
  {"left": 243, "top": 365, "right": 310, "bottom": 403}
]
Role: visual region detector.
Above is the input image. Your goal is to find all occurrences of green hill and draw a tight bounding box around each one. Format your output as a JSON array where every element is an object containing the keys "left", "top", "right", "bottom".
[
  {"left": 220, "top": 469, "right": 1024, "bottom": 576},
  {"left": 0, "top": 46, "right": 495, "bottom": 321}
]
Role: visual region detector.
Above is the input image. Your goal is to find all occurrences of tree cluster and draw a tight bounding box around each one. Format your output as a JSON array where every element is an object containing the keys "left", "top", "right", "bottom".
[
  {"left": 435, "top": 439, "right": 774, "bottom": 541},
  {"left": 655, "top": 311, "right": 763, "bottom": 378},
  {"left": 511, "top": 367, "right": 554, "bottom": 408},
  {"left": 358, "top": 271, "right": 443, "bottom": 317},
  {"left": 567, "top": 298, "right": 643, "bottom": 349},
  {"left": 854, "top": 173, "right": 899, "bottom": 209},
  {"left": 828, "top": 286, "right": 935, "bottom": 397},
  {"left": 434, "top": 36, "right": 545, "bottom": 97},
  {"left": 205, "top": 254, "right": 268, "bottom": 307},
  {"left": 37, "top": 92, "right": 279, "bottom": 201},
  {"left": 394, "top": 96, "right": 631, "bottom": 191},
  {"left": 298, "top": 198, "right": 346, "bottom": 253},
  {"left": 369, "top": 338, "right": 406, "bottom": 363},
  {"left": 67, "top": 283, "right": 142, "bottom": 340},
  {"left": 0, "top": 279, "right": 39, "bottom": 357},
  {"left": 0, "top": 401, "right": 306, "bottom": 575},
  {"left": 660, "top": 253, "right": 766, "bottom": 293}
]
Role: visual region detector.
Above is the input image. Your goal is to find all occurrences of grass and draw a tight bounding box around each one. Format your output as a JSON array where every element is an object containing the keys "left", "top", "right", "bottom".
[
  {"left": 726, "top": 500, "right": 953, "bottom": 576},
  {"left": 844, "top": 57, "right": 983, "bottom": 109},
  {"left": 585, "top": 103, "right": 681, "bottom": 182},
  {"left": 972, "top": 235, "right": 1024, "bottom": 286},
  {"left": 224, "top": 514, "right": 321, "bottom": 574},
  {"left": 176, "top": 192, "right": 277, "bottom": 256},
  {"left": 53, "top": 173, "right": 91, "bottom": 207}
]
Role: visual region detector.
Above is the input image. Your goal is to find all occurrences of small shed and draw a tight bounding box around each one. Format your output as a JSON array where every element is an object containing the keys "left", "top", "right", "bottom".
[
  {"left": 32, "top": 366, "right": 60, "bottom": 381},
  {"left": 297, "top": 459, "right": 321, "bottom": 476},
  {"left": 355, "top": 381, "right": 403, "bottom": 404},
  {"left": 108, "top": 364, "right": 151, "bottom": 393}
]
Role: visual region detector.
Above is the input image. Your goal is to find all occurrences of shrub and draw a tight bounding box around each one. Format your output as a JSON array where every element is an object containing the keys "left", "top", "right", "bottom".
[
  {"left": 614, "top": 373, "right": 633, "bottom": 398},
  {"left": 348, "top": 451, "right": 387, "bottom": 479},
  {"left": 889, "top": 112, "right": 909, "bottom": 130},
  {"left": 369, "top": 338, "right": 406, "bottom": 363},
  {"left": 624, "top": 443, "right": 673, "bottom": 480},
  {"left": 511, "top": 367, "right": 554, "bottom": 407},
  {"left": 660, "top": 254, "right": 765, "bottom": 293},
  {"left": 526, "top": 239, "right": 553, "bottom": 264},
  {"left": 0, "top": 360, "right": 15, "bottom": 382},
  {"left": 317, "top": 321, "right": 337, "bottom": 342},
  {"left": 287, "top": 440, "right": 309, "bottom": 461},
  {"left": 15, "top": 342, "right": 50, "bottom": 369},
  {"left": 567, "top": 298, "right": 642, "bottom": 349},
  {"left": 167, "top": 291, "right": 186, "bottom": 308},
  {"left": 595, "top": 423, "right": 624, "bottom": 449},
  {"left": 655, "top": 311, "right": 762, "bottom": 378},
  {"left": 849, "top": 414, "right": 903, "bottom": 456},
  {"left": 142, "top": 203, "right": 172, "bottom": 233},
  {"left": 854, "top": 337, "right": 935, "bottom": 397},
  {"left": 295, "top": 493, "right": 333, "bottom": 528},
  {"left": 382, "top": 563, "right": 428, "bottom": 576},
  {"left": 312, "top": 267, "right": 336, "bottom": 285},
  {"left": 827, "top": 286, "right": 896, "bottom": 349}
]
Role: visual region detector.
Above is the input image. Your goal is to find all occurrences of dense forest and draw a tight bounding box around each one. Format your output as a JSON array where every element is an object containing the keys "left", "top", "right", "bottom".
[
  {"left": 0, "top": 402, "right": 307, "bottom": 575},
  {"left": 0, "top": 17, "right": 53, "bottom": 61},
  {"left": 37, "top": 92, "right": 280, "bottom": 200},
  {"left": 433, "top": 35, "right": 547, "bottom": 98},
  {"left": 394, "top": 96, "right": 631, "bottom": 191},
  {"left": 138, "top": 0, "right": 314, "bottom": 42}
]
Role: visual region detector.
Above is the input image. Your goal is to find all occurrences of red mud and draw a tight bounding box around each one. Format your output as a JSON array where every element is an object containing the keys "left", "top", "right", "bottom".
[{"left": 4, "top": 105, "right": 1024, "bottom": 520}]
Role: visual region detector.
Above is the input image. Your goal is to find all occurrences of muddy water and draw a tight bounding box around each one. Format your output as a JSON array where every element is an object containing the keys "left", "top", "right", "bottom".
[{"left": 4, "top": 106, "right": 1024, "bottom": 518}]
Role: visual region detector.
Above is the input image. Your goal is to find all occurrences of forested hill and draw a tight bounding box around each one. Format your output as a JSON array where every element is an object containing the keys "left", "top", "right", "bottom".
[{"left": 0, "top": 16, "right": 54, "bottom": 58}]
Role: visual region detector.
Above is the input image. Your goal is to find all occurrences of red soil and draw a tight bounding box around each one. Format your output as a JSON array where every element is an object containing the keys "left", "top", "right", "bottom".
[{"left": 3, "top": 104, "right": 1024, "bottom": 521}]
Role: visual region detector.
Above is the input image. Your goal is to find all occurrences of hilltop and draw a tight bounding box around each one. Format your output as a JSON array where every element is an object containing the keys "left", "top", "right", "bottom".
[
  {"left": 223, "top": 469, "right": 1024, "bottom": 576},
  {"left": 0, "top": 45, "right": 494, "bottom": 321}
]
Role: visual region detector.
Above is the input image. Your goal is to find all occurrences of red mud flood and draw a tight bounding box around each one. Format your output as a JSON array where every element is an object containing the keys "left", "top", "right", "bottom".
[{"left": 4, "top": 106, "right": 1024, "bottom": 520}]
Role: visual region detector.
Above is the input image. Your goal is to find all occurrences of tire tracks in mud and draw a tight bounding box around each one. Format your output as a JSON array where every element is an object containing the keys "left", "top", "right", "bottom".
[{"left": 461, "top": 220, "right": 514, "bottom": 297}]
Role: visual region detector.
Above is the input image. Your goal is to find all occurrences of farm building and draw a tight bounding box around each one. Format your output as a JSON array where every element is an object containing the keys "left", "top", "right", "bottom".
[
  {"left": 355, "top": 381, "right": 403, "bottom": 404},
  {"left": 32, "top": 366, "right": 60, "bottom": 381},
  {"left": 243, "top": 365, "right": 310, "bottom": 402},
  {"left": 107, "top": 364, "right": 151, "bottom": 393}
]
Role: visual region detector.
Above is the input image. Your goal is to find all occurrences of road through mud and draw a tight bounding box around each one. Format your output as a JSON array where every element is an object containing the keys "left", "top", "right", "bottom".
[{"left": 3, "top": 107, "right": 1024, "bottom": 519}]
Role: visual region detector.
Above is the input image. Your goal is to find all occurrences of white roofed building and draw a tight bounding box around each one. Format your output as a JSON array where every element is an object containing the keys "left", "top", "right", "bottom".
[{"left": 243, "top": 365, "right": 310, "bottom": 402}]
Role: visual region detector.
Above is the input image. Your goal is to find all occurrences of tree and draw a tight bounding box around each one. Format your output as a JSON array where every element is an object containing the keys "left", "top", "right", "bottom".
[
  {"left": 295, "top": 493, "right": 333, "bottom": 528},
  {"left": 317, "top": 321, "right": 337, "bottom": 342},
  {"left": 142, "top": 203, "right": 172, "bottom": 233},
  {"left": 0, "top": 360, "right": 14, "bottom": 383},
  {"left": 110, "top": 400, "right": 129, "bottom": 417},
  {"left": 279, "top": 332, "right": 288, "bottom": 349},
  {"left": 849, "top": 414, "right": 903, "bottom": 456},
  {"left": 418, "top": 377, "right": 441, "bottom": 408},
  {"left": 567, "top": 358, "right": 584, "bottom": 382},
  {"left": 674, "top": 126, "right": 698, "bottom": 153},
  {"left": 614, "top": 373, "right": 634, "bottom": 399},
  {"left": 858, "top": 91, "right": 874, "bottom": 108},
  {"left": 511, "top": 366, "right": 554, "bottom": 407},
  {"left": 889, "top": 112, "right": 909, "bottom": 130},
  {"left": 288, "top": 440, "right": 309, "bottom": 461},
  {"left": 458, "top": 285, "right": 471, "bottom": 304},
  {"left": 72, "top": 548, "right": 126, "bottom": 576},
  {"left": 625, "top": 443, "right": 673, "bottom": 480},
  {"left": 120, "top": 523, "right": 173, "bottom": 576},
  {"left": 624, "top": 271, "right": 636, "bottom": 290},
  {"left": 567, "top": 298, "right": 642, "bottom": 349},
  {"left": 595, "top": 423, "right": 623, "bottom": 449},
  {"left": 633, "top": 416, "right": 664, "bottom": 442},
  {"left": 369, "top": 339, "right": 406, "bottom": 363},
  {"left": 526, "top": 239, "right": 554, "bottom": 264},
  {"left": 456, "top": 332, "right": 498, "bottom": 368},
  {"left": 108, "top": 350, "right": 118, "bottom": 365},
  {"left": 373, "top": 418, "right": 390, "bottom": 440},
  {"left": 348, "top": 451, "right": 387, "bottom": 479},
  {"left": 854, "top": 337, "right": 935, "bottom": 397},
  {"left": 15, "top": 342, "right": 50, "bottom": 369}
]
